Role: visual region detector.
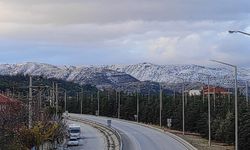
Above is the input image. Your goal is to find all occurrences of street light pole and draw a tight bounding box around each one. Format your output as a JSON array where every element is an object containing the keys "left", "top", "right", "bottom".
[
  {"left": 64, "top": 90, "right": 67, "bottom": 112},
  {"left": 52, "top": 82, "right": 55, "bottom": 107},
  {"left": 210, "top": 59, "right": 238, "bottom": 150},
  {"left": 97, "top": 90, "right": 100, "bottom": 116},
  {"left": 198, "top": 73, "right": 211, "bottom": 146},
  {"left": 159, "top": 84, "right": 162, "bottom": 127},
  {"left": 176, "top": 77, "right": 185, "bottom": 135},
  {"left": 207, "top": 76, "right": 211, "bottom": 147},
  {"left": 214, "top": 86, "right": 216, "bottom": 111},
  {"left": 202, "top": 86, "right": 205, "bottom": 104},
  {"left": 182, "top": 80, "right": 185, "bottom": 135},
  {"left": 229, "top": 30, "right": 250, "bottom": 36},
  {"left": 81, "top": 89, "right": 83, "bottom": 114},
  {"left": 137, "top": 87, "right": 139, "bottom": 123},
  {"left": 55, "top": 83, "right": 58, "bottom": 116},
  {"left": 246, "top": 81, "right": 248, "bottom": 105},
  {"left": 28, "top": 76, "right": 32, "bottom": 129},
  {"left": 118, "top": 91, "right": 121, "bottom": 119},
  {"left": 176, "top": 76, "right": 185, "bottom": 135}
]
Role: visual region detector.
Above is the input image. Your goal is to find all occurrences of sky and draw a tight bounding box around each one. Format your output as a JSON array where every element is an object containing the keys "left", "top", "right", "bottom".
[{"left": 0, "top": 0, "right": 250, "bottom": 66}]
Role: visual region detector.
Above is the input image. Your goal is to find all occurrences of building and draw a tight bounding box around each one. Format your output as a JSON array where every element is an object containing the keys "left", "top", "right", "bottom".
[
  {"left": 0, "top": 94, "right": 21, "bottom": 112},
  {"left": 202, "top": 86, "right": 230, "bottom": 95},
  {"left": 189, "top": 90, "right": 201, "bottom": 96}
]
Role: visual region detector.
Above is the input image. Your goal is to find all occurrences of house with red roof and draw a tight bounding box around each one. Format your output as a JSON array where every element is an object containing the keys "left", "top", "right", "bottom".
[{"left": 203, "top": 86, "right": 231, "bottom": 95}]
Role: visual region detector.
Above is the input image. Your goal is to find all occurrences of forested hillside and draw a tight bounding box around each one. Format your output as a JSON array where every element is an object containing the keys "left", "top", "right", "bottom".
[{"left": 1, "top": 75, "right": 250, "bottom": 149}]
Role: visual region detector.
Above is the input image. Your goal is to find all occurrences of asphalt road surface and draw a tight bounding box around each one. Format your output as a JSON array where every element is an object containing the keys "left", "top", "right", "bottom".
[
  {"left": 65, "top": 119, "right": 105, "bottom": 150},
  {"left": 69, "top": 113, "right": 191, "bottom": 150}
]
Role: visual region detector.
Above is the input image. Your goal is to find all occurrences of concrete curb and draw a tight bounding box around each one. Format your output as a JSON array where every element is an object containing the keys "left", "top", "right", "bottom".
[{"left": 117, "top": 119, "right": 197, "bottom": 150}]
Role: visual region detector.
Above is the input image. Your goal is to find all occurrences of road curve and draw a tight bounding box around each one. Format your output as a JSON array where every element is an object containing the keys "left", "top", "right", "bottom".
[
  {"left": 65, "top": 119, "right": 105, "bottom": 150},
  {"left": 69, "top": 113, "right": 194, "bottom": 150}
]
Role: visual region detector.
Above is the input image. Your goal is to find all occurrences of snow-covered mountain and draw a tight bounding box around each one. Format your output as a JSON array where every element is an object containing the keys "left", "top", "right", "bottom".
[
  {"left": 106, "top": 62, "right": 250, "bottom": 87},
  {"left": 0, "top": 62, "right": 249, "bottom": 90},
  {"left": 0, "top": 62, "right": 139, "bottom": 89}
]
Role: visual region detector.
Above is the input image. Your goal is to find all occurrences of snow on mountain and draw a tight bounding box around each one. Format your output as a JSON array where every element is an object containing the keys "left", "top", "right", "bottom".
[
  {"left": 0, "top": 62, "right": 138, "bottom": 87},
  {"left": 0, "top": 62, "right": 249, "bottom": 89},
  {"left": 105, "top": 62, "right": 250, "bottom": 87}
]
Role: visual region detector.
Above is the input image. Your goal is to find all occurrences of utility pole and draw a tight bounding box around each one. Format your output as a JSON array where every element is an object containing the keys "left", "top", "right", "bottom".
[
  {"left": 208, "top": 77, "right": 211, "bottom": 147},
  {"left": 77, "top": 92, "right": 79, "bottom": 103},
  {"left": 64, "top": 90, "right": 67, "bottom": 112},
  {"left": 49, "top": 89, "right": 52, "bottom": 106},
  {"left": 118, "top": 91, "right": 120, "bottom": 119},
  {"left": 115, "top": 91, "right": 118, "bottom": 116},
  {"left": 18, "top": 92, "right": 20, "bottom": 100},
  {"left": 81, "top": 89, "right": 83, "bottom": 114},
  {"left": 136, "top": 88, "right": 139, "bottom": 123},
  {"left": 173, "top": 89, "right": 176, "bottom": 101},
  {"left": 159, "top": 84, "right": 162, "bottom": 127},
  {"left": 228, "top": 88, "right": 231, "bottom": 112},
  {"left": 213, "top": 86, "right": 216, "bottom": 111},
  {"left": 246, "top": 81, "right": 248, "bottom": 105},
  {"left": 234, "top": 66, "right": 238, "bottom": 150},
  {"left": 182, "top": 80, "right": 185, "bottom": 135},
  {"left": 198, "top": 73, "right": 211, "bottom": 147},
  {"left": 28, "top": 76, "right": 32, "bottom": 129},
  {"left": 176, "top": 76, "right": 185, "bottom": 135},
  {"left": 52, "top": 82, "right": 55, "bottom": 107},
  {"left": 185, "top": 91, "right": 188, "bottom": 105},
  {"left": 39, "top": 88, "right": 42, "bottom": 110},
  {"left": 97, "top": 90, "right": 100, "bottom": 116},
  {"left": 210, "top": 59, "right": 238, "bottom": 150},
  {"left": 148, "top": 90, "right": 150, "bottom": 102},
  {"left": 48, "top": 89, "right": 51, "bottom": 107},
  {"left": 55, "top": 83, "right": 58, "bottom": 116},
  {"left": 202, "top": 86, "right": 205, "bottom": 104},
  {"left": 91, "top": 93, "right": 93, "bottom": 114},
  {"left": 107, "top": 91, "right": 110, "bottom": 101}
]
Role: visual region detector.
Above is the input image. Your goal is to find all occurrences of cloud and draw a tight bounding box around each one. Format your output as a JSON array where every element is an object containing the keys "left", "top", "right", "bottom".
[
  {"left": 1, "top": 0, "right": 250, "bottom": 24},
  {"left": 0, "top": 0, "right": 249, "bottom": 66}
]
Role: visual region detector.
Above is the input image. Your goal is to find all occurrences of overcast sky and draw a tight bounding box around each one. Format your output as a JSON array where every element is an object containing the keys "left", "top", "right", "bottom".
[{"left": 0, "top": 0, "right": 250, "bottom": 66}]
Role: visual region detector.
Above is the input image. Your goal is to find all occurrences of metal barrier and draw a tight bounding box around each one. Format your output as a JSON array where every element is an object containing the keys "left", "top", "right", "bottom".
[{"left": 67, "top": 116, "right": 122, "bottom": 150}]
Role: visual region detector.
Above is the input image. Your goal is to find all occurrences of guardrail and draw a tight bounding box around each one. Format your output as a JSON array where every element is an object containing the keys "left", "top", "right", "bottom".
[{"left": 67, "top": 116, "right": 122, "bottom": 150}]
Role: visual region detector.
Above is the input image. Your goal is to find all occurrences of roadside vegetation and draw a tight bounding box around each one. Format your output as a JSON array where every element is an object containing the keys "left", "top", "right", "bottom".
[{"left": 0, "top": 75, "right": 70, "bottom": 150}]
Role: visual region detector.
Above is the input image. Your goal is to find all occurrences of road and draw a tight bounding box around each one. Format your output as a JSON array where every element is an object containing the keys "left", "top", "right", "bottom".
[
  {"left": 65, "top": 119, "right": 105, "bottom": 150},
  {"left": 69, "top": 113, "right": 192, "bottom": 150}
]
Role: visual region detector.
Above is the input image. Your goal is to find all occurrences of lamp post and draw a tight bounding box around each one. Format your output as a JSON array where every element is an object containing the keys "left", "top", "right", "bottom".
[
  {"left": 137, "top": 86, "right": 140, "bottom": 123},
  {"left": 229, "top": 30, "right": 250, "bottom": 36},
  {"left": 97, "top": 90, "right": 100, "bottom": 116},
  {"left": 176, "top": 77, "right": 185, "bottom": 135},
  {"left": 210, "top": 59, "right": 238, "bottom": 150},
  {"left": 64, "top": 90, "right": 67, "bottom": 112},
  {"left": 28, "top": 76, "right": 32, "bottom": 129},
  {"left": 207, "top": 76, "right": 211, "bottom": 147},
  {"left": 159, "top": 83, "right": 162, "bottom": 127},
  {"left": 198, "top": 73, "right": 212, "bottom": 146},
  {"left": 246, "top": 81, "right": 249, "bottom": 105},
  {"left": 116, "top": 89, "right": 121, "bottom": 119}
]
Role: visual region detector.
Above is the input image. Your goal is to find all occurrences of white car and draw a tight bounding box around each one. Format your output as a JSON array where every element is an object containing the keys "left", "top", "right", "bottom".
[
  {"left": 68, "top": 124, "right": 81, "bottom": 139},
  {"left": 67, "top": 138, "right": 79, "bottom": 146}
]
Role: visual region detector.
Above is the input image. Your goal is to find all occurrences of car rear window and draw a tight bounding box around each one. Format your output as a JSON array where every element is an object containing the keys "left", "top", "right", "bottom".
[{"left": 70, "top": 139, "right": 77, "bottom": 141}]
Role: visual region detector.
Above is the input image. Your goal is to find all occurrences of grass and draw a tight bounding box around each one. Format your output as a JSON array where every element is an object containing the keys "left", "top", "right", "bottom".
[{"left": 150, "top": 124, "right": 234, "bottom": 150}]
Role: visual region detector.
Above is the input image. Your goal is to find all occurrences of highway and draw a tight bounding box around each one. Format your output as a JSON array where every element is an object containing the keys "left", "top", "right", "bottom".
[
  {"left": 69, "top": 113, "right": 194, "bottom": 150},
  {"left": 65, "top": 119, "right": 105, "bottom": 150}
]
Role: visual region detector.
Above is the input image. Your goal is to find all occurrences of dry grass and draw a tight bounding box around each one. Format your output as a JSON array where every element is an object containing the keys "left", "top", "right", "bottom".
[
  {"left": 150, "top": 125, "right": 234, "bottom": 150},
  {"left": 177, "top": 134, "right": 233, "bottom": 150}
]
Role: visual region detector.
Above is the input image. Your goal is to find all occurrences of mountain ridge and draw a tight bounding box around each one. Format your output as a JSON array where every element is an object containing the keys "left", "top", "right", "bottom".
[{"left": 0, "top": 62, "right": 249, "bottom": 89}]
